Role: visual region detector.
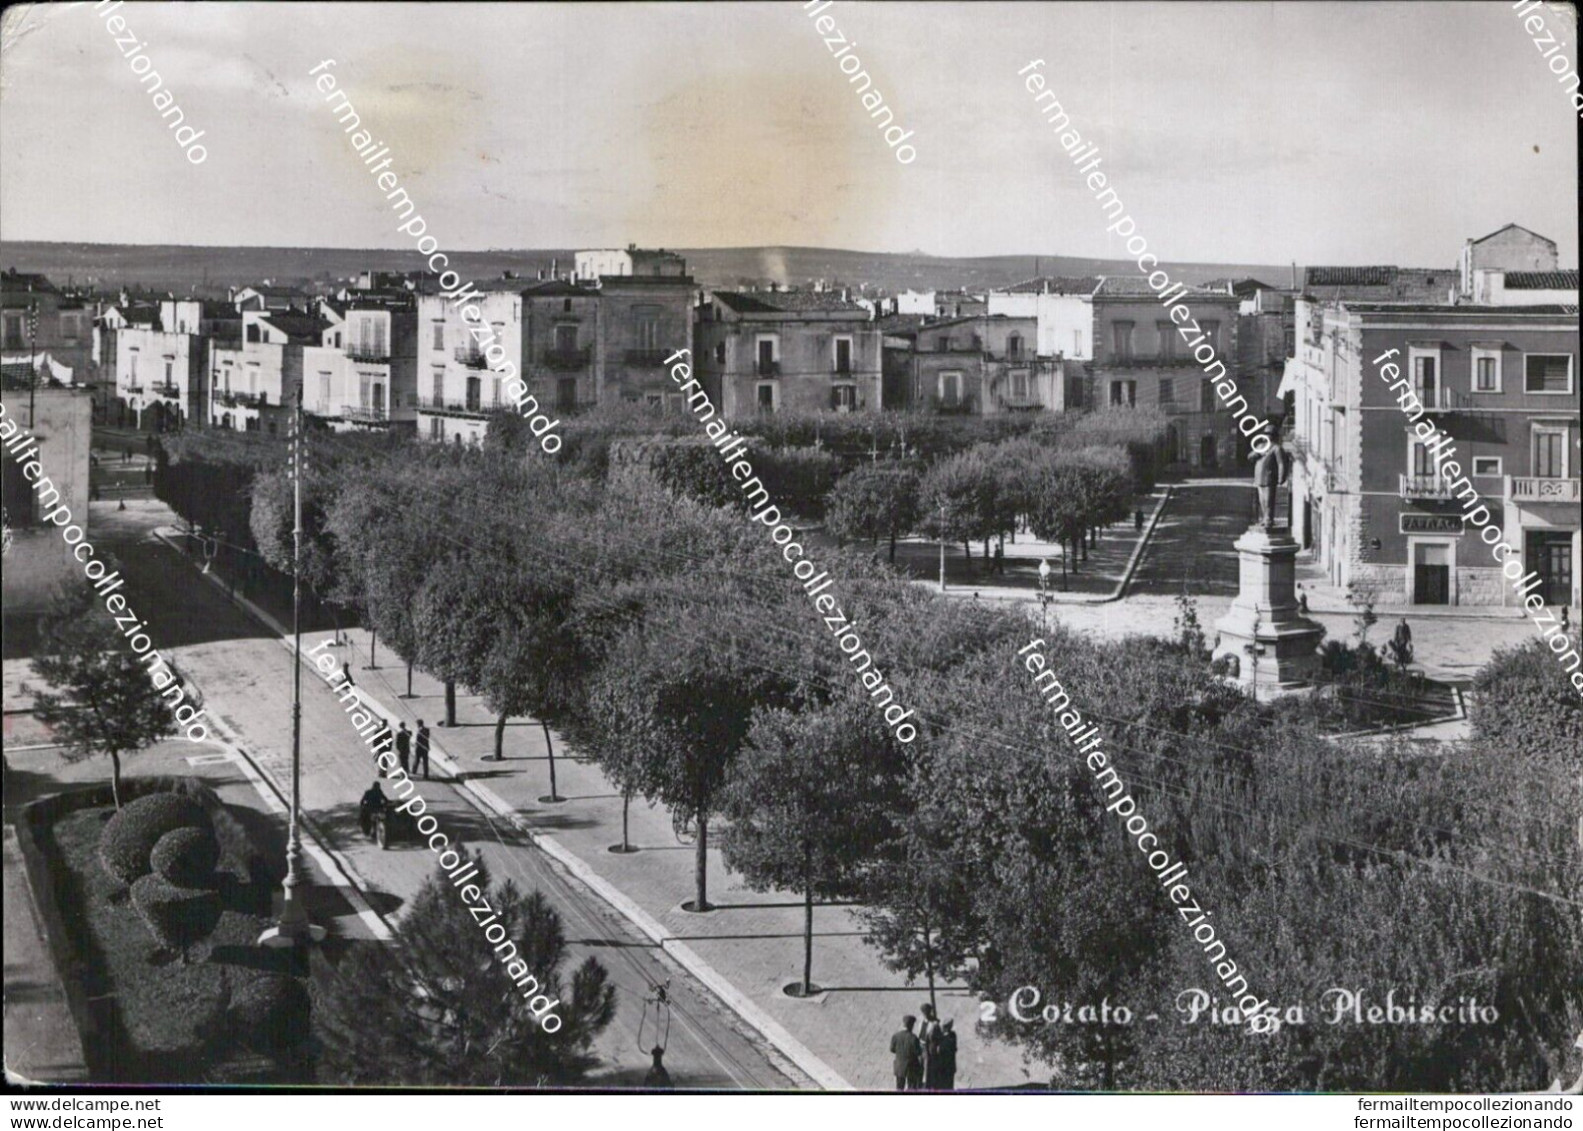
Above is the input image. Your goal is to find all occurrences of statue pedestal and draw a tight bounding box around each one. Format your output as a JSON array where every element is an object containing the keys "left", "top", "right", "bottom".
[{"left": 1212, "top": 524, "right": 1324, "bottom": 693}]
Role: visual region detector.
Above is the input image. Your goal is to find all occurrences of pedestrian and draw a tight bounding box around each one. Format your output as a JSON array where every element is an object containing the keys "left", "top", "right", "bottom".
[
  {"left": 919, "top": 1002, "right": 942, "bottom": 1089},
  {"left": 1134, "top": 508, "right": 1144, "bottom": 532},
  {"left": 1297, "top": 591, "right": 1309, "bottom": 615},
  {"left": 395, "top": 722, "right": 412, "bottom": 775},
  {"left": 1391, "top": 616, "right": 1414, "bottom": 667},
  {"left": 1561, "top": 606, "right": 1571, "bottom": 633},
  {"left": 643, "top": 1046, "right": 672, "bottom": 1089},
  {"left": 993, "top": 543, "right": 1004, "bottom": 576},
  {"left": 890, "top": 1015, "right": 922, "bottom": 1091},
  {"left": 413, "top": 719, "right": 431, "bottom": 780},
  {"left": 371, "top": 723, "right": 392, "bottom": 778},
  {"left": 936, "top": 1019, "right": 958, "bottom": 1091},
  {"left": 341, "top": 661, "right": 354, "bottom": 688}
]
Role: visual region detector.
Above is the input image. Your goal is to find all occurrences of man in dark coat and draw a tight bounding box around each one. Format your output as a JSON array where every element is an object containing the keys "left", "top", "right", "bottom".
[
  {"left": 395, "top": 721, "right": 412, "bottom": 775},
  {"left": 890, "top": 1015, "right": 921, "bottom": 1090},
  {"left": 413, "top": 720, "right": 431, "bottom": 779},
  {"left": 358, "top": 781, "right": 386, "bottom": 837},
  {"left": 919, "top": 1002, "right": 943, "bottom": 1088},
  {"left": 936, "top": 1019, "right": 958, "bottom": 1090}
]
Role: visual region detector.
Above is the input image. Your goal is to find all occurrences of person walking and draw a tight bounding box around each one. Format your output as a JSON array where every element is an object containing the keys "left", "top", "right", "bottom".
[
  {"left": 993, "top": 543, "right": 1005, "bottom": 577},
  {"left": 643, "top": 1046, "right": 672, "bottom": 1089},
  {"left": 919, "top": 1002, "right": 942, "bottom": 1089},
  {"left": 1390, "top": 616, "right": 1414, "bottom": 667},
  {"left": 1134, "top": 508, "right": 1144, "bottom": 533},
  {"left": 890, "top": 1015, "right": 922, "bottom": 1091},
  {"left": 341, "top": 661, "right": 355, "bottom": 688},
  {"left": 413, "top": 720, "right": 431, "bottom": 780},
  {"left": 395, "top": 721, "right": 412, "bottom": 775},
  {"left": 936, "top": 1019, "right": 958, "bottom": 1090}
]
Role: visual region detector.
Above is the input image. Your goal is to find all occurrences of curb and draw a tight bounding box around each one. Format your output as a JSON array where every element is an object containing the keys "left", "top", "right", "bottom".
[{"left": 158, "top": 528, "right": 851, "bottom": 1091}]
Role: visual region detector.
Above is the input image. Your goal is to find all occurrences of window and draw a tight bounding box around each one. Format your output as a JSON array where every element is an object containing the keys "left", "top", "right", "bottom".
[
  {"left": 129, "top": 350, "right": 139, "bottom": 380},
  {"left": 1200, "top": 380, "right": 1216, "bottom": 412},
  {"left": 164, "top": 360, "right": 174, "bottom": 384},
  {"left": 1073, "top": 329, "right": 1083, "bottom": 356},
  {"left": 1109, "top": 379, "right": 1136, "bottom": 407},
  {"left": 1068, "top": 378, "right": 1083, "bottom": 407},
  {"left": 1007, "top": 333, "right": 1023, "bottom": 359},
  {"left": 491, "top": 377, "right": 502, "bottom": 406},
  {"left": 834, "top": 337, "right": 853, "bottom": 374},
  {"left": 1156, "top": 321, "right": 1175, "bottom": 361},
  {"left": 431, "top": 368, "right": 445, "bottom": 406},
  {"left": 1472, "top": 347, "right": 1501, "bottom": 392},
  {"left": 432, "top": 322, "right": 444, "bottom": 350},
  {"left": 1200, "top": 320, "right": 1219, "bottom": 349},
  {"left": 714, "top": 341, "right": 726, "bottom": 365},
  {"left": 1524, "top": 354, "right": 1574, "bottom": 394},
  {"left": 939, "top": 372, "right": 961, "bottom": 407},
  {"left": 645, "top": 393, "right": 663, "bottom": 407},
  {"left": 563, "top": 298, "right": 573, "bottom": 313},
  {"left": 1, "top": 312, "right": 23, "bottom": 350},
  {"left": 555, "top": 324, "right": 578, "bottom": 352},
  {"left": 1158, "top": 377, "right": 1174, "bottom": 405},
  {"left": 756, "top": 337, "right": 778, "bottom": 376},
  {"left": 1533, "top": 428, "right": 1567, "bottom": 478},
  {"left": 1011, "top": 371, "right": 1028, "bottom": 399},
  {"left": 465, "top": 376, "right": 481, "bottom": 413},
  {"left": 318, "top": 373, "right": 331, "bottom": 406},
  {"left": 756, "top": 382, "right": 776, "bottom": 414},
  {"left": 430, "top": 418, "right": 443, "bottom": 440},
  {"left": 1410, "top": 440, "right": 1434, "bottom": 477},
  {"left": 936, "top": 336, "right": 951, "bottom": 352},
  {"left": 1112, "top": 321, "right": 1134, "bottom": 361},
  {"left": 832, "top": 384, "right": 857, "bottom": 411},
  {"left": 633, "top": 304, "right": 662, "bottom": 351},
  {"left": 1472, "top": 456, "right": 1503, "bottom": 477},
  {"left": 1410, "top": 347, "right": 1440, "bottom": 407}
]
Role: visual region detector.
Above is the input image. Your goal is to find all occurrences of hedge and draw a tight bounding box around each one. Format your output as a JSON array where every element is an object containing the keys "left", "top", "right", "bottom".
[{"left": 99, "top": 792, "right": 212, "bottom": 886}]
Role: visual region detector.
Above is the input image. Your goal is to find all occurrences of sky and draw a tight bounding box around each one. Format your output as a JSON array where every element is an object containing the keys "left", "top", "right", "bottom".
[{"left": 0, "top": 1, "right": 1578, "bottom": 266}]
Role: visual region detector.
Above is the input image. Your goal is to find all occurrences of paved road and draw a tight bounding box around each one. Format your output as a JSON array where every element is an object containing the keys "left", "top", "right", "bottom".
[
  {"left": 1129, "top": 480, "right": 1256, "bottom": 597},
  {"left": 92, "top": 499, "right": 802, "bottom": 1090}
]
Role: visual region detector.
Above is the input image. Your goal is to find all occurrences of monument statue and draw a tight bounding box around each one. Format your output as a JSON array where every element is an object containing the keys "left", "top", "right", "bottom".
[{"left": 1253, "top": 440, "right": 1290, "bottom": 530}]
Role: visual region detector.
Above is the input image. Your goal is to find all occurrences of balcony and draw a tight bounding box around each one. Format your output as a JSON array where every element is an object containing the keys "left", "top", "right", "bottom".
[
  {"left": 1399, "top": 474, "right": 1457, "bottom": 500},
  {"left": 420, "top": 400, "right": 487, "bottom": 418},
  {"left": 625, "top": 349, "right": 673, "bottom": 367},
  {"left": 341, "top": 404, "right": 388, "bottom": 422},
  {"left": 1506, "top": 476, "right": 1581, "bottom": 505},
  {"left": 348, "top": 345, "right": 391, "bottom": 362},
  {"left": 755, "top": 359, "right": 781, "bottom": 378},
  {"left": 454, "top": 346, "right": 488, "bottom": 369},
  {"left": 1413, "top": 387, "right": 1481, "bottom": 412},
  {"left": 150, "top": 382, "right": 181, "bottom": 398},
  {"left": 216, "top": 390, "right": 265, "bottom": 409},
  {"left": 544, "top": 346, "right": 590, "bottom": 370},
  {"left": 122, "top": 382, "right": 144, "bottom": 394}
]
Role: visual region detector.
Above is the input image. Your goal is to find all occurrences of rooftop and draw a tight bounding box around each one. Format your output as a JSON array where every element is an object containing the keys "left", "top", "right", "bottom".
[
  {"left": 712, "top": 290, "right": 869, "bottom": 316},
  {"left": 999, "top": 276, "right": 1102, "bottom": 295},
  {"left": 1341, "top": 302, "right": 1579, "bottom": 317},
  {"left": 1095, "top": 276, "right": 1230, "bottom": 298},
  {"left": 1504, "top": 270, "right": 1578, "bottom": 290}
]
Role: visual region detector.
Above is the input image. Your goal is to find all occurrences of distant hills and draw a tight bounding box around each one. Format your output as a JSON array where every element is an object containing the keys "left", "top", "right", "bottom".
[{"left": 0, "top": 241, "right": 1299, "bottom": 295}]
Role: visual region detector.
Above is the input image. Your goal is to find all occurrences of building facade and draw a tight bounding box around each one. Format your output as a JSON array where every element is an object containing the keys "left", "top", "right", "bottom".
[
  {"left": 1, "top": 385, "right": 94, "bottom": 618},
  {"left": 1287, "top": 299, "right": 1579, "bottom": 609},
  {"left": 886, "top": 314, "right": 1063, "bottom": 415},
  {"left": 696, "top": 290, "right": 882, "bottom": 417}
]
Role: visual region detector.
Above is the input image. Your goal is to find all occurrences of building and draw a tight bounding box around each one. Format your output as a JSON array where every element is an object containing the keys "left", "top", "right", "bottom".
[
  {"left": 1302, "top": 265, "right": 1454, "bottom": 304},
  {"left": 1285, "top": 296, "right": 1578, "bottom": 609},
  {"left": 986, "top": 276, "right": 1100, "bottom": 359},
  {"left": 520, "top": 280, "right": 599, "bottom": 413},
  {"left": 574, "top": 245, "right": 688, "bottom": 283},
  {"left": 1458, "top": 223, "right": 1560, "bottom": 293},
  {"left": 112, "top": 314, "right": 206, "bottom": 432},
  {"left": 415, "top": 286, "right": 526, "bottom": 445},
  {"left": 1, "top": 383, "right": 94, "bottom": 619},
  {"left": 883, "top": 314, "right": 1063, "bottom": 415},
  {"left": 696, "top": 289, "right": 881, "bottom": 416},
  {"left": 211, "top": 309, "right": 333, "bottom": 433},
  {"left": 1088, "top": 277, "right": 1249, "bottom": 469},
  {"left": 2, "top": 271, "right": 99, "bottom": 404}
]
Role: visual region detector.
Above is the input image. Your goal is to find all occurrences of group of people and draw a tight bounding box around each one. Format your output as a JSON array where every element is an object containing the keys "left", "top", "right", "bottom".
[
  {"left": 368, "top": 718, "right": 432, "bottom": 780},
  {"left": 889, "top": 1004, "right": 957, "bottom": 1090}
]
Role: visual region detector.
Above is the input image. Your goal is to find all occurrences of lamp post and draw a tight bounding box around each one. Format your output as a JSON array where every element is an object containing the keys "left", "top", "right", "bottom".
[
  {"left": 1038, "top": 557, "right": 1052, "bottom": 633},
  {"left": 938, "top": 502, "right": 948, "bottom": 594},
  {"left": 1243, "top": 606, "right": 1266, "bottom": 705},
  {"left": 261, "top": 393, "right": 325, "bottom": 948}
]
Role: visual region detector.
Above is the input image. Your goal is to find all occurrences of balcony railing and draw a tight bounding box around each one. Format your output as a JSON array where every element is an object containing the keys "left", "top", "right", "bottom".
[
  {"left": 1400, "top": 474, "right": 1457, "bottom": 500},
  {"left": 341, "top": 404, "right": 388, "bottom": 422},
  {"left": 123, "top": 382, "right": 144, "bottom": 393},
  {"left": 756, "top": 359, "right": 781, "bottom": 378},
  {"left": 454, "top": 346, "right": 488, "bottom": 369},
  {"left": 348, "top": 345, "right": 391, "bottom": 362},
  {"left": 420, "top": 400, "right": 487, "bottom": 417},
  {"left": 625, "top": 349, "right": 673, "bottom": 367},
  {"left": 544, "top": 346, "right": 590, "bottom": 370},
  {"left": 1507, "top": 476, "right": 1581, "bottom": 504},
  {"left": 150, "top": 382, "right": 181, "bottom": 398},
  {"left": 216, "top": 390, "right": 265, "bottom": 408},
  {"left": 1412, "top": 387, "right": 1481, "bottom": 412}
]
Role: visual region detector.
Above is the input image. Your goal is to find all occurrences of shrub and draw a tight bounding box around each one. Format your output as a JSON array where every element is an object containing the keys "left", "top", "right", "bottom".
[
  {"left": 129, "top": 873, "right": 221, "bottom": 963},
  {"left": 99, "top": 792, "right": 212, "bottom": 886},
  {"left": 756, "top": 446, "right": 841, "bottom": 520},
  {"left": 229, "top": 975, "right": 312, "bottom": 1055},
  {"left": 150, "top": 826, "right": 220, "bottom": 887}
]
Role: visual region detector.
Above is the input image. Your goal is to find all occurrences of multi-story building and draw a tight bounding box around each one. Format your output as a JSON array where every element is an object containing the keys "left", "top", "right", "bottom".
[
  {"left": 695, "top": 289, "right": 882, "bottom": 416},
  {"left": 1301, "top": 265, "right": 1453, "bottom": 304},
  {"left": 339, "top": 299, "right": 418, "bottom": 431},
  {"left": 1, "top": 383, "right": 94, "bottom": 619},
  {"left": 1, "top": 270, "right": 98, "bottom": 390},
  {"left": 986, "top": 276, "right": 1100, "bottom": 360},
  {"left": 1286, "top": 293, "right": 1578, "bottom": 609},
  {"left": 414, "top": 287, "right": 524, "bottom": 445},
  {"left": 1088, "top": 277, "right": 1249, "bottom": 469},
  {"left": 884, "top": 314, "right": 1063, "bottom": 415},
  {"left": 521, "top": 280, "right": 599, "bottom": 413},
  {"left": 594, "top": 271, "right": 696, "bottom": 405},
  {"left": 113, "top": 313, "right": 206, "bottom": 432},
  {"left": 574, "top": 245, "right": 688, "bottom": 283},
  {"left": 1458, "top": 223, "right": 1561, "bottom": 294},
  {"left": 210, "top": 309, "right": 331, "bottom": 433}
]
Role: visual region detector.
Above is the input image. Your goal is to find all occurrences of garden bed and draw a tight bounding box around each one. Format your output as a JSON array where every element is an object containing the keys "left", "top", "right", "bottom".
[{"left": 25, "top": 778, "right": 311, "bottom": 1083}]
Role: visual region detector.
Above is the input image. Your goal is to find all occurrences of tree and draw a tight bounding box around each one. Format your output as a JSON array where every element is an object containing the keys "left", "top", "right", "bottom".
[
  {"left": 824, "top": 465, "right": 923, "bottom": 562},
  {"left": 314, "top": 855, "right": 615, "bottom": 1086},
  {"left": 721, "top": 697, "right": 908, "bottom": 995},
  {"left": 31, "top": 589, "right": 179, "bottom": 809},
  {"left": 587, "top": 601, "right": 787, "bottom": 911},
  {"left": 920, "top": 450, "right": 1003, "bottom": 564}
]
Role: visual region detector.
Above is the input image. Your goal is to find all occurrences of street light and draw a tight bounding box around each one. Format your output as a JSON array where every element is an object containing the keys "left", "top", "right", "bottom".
[
  {"left": 1038, "top": 557, "right": 1052, "bottom": 632},
  {"left": 260, "top": 392, "right": 325, "bottom": 949}
]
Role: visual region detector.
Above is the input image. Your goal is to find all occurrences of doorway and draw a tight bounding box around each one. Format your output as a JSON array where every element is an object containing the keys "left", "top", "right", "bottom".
[
  {"left": 1412, "top": 542, "right": 1451, "bottom": 605},
  {"left": 1525, "top": 530, "right": 1575, "bottom": 607}
]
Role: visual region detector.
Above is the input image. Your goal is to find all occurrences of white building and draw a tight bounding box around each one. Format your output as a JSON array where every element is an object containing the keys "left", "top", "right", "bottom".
[{"left": 986, "top": 276, "right": 1099, "bottom": 359}]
